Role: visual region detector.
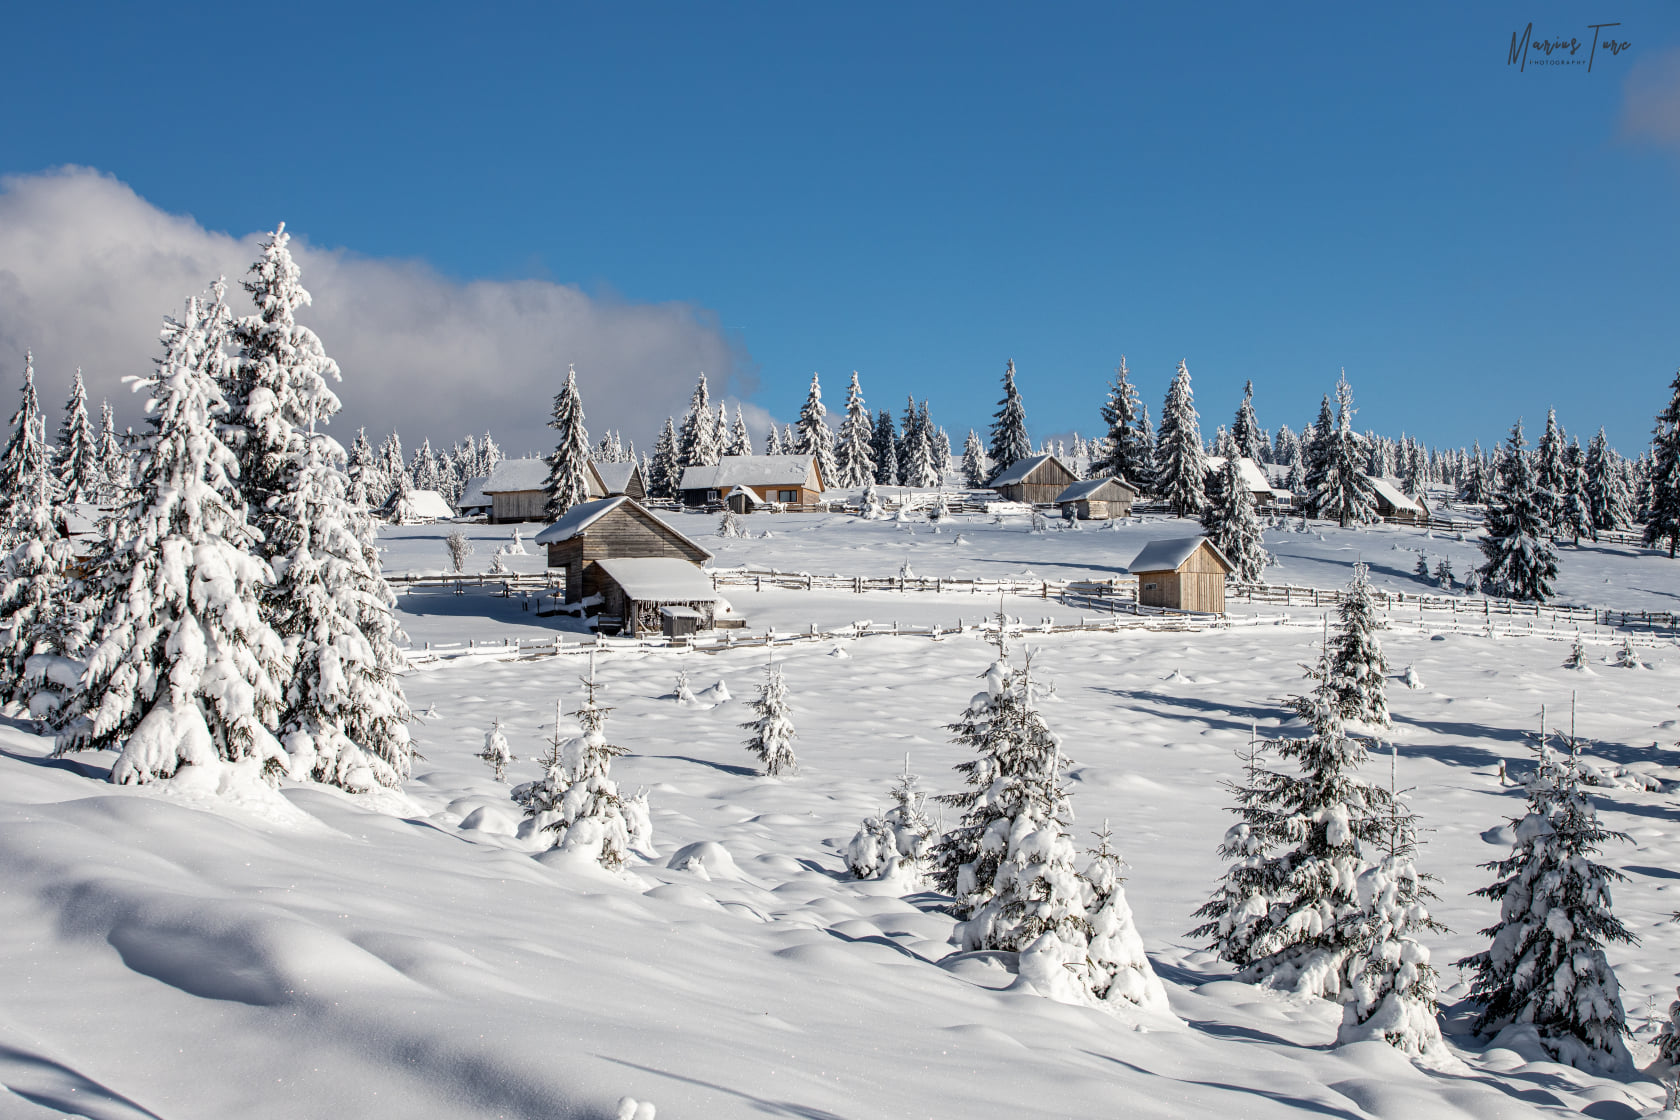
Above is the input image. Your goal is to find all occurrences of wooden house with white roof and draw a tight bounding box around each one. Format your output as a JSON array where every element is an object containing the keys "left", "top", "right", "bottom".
[
  {"left": 987, "top": 454, "right": 1079, "bottom": 504},
  {"left": 534, "top": 496, "right": 721, "bottom": 635},
  {"left": 678, "top": 454, "right": 825, "bottom": 508},
  {"left": 1129, "top": 536, "right": 1233, "bottom": 613},
  {"left": 1365, "top": 476, "right": 1429, "bottom": 523},
  {"left": 482, "top": 457, "right": 649, "bottom": 522},
  {"left": 1055, "top": 476, "right": 1138, "bottom": 520},
  {"left": 1204, "top": 456, "right": 1291, "bottom": 509}
]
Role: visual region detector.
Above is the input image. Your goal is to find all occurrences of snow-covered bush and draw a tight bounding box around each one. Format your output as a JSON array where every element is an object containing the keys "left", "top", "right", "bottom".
[
  {"left": 845, "top": 757, "right": 935, "bottom": 883},
  {"left": 1563, "top": 635, "right": 1588, "bottom": 670},
  {"left": 1336, "top": 847, "right": 1444, "bottom": 1056},
  {"left": 742, "top": 659, "right": 797, "bottom": 776},
  {"left": 1615, "top": 636, "right": 1642, "bottom": 669},
  {"left": 718, "top": 510, "right": 743, "bottom": 538},
  {"left": 1081, "top": 826, "right": 1169, "bottom": 1012},
  {"left": 1459, "top": 747, "right": 1635, "bottom": 1073},
  {"left": 446, "top": 530, "right": 474, "bottom": 573}
]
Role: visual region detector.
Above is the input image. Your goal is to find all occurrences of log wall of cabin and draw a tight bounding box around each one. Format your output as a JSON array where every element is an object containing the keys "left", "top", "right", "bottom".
[
  {"left": 546, "top": 506, "right": 711, "bottom": 601},
  {"left": 490, "top": 490, "right": 548, "bottom": 523}
]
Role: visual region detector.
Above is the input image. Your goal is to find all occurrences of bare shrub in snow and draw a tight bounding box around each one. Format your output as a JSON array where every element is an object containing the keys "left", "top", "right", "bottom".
[{"left": 445, "top": 530, "right": 474, "bottom": 573}]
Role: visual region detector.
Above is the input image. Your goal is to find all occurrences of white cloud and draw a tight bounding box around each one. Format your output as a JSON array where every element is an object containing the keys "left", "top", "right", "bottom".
[
  {"left": 0, "top": 166, "right": 755, "bottom": 455},
  {"left": 1621, "top": 47, "right": 1680, "bottom": 149}
]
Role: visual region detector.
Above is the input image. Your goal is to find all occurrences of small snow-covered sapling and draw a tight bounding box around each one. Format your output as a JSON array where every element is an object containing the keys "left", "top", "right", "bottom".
[{"left": 478, "top": 718, "right": 513, "bottom": 781}]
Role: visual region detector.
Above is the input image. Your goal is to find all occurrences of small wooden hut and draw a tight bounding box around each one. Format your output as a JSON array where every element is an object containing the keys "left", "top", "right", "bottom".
[
  {"left": 987, "top": 454, "right": 1079, "bottom": 504},
  {"left": 679, "top": 455, "right": 825, "bottom": 508},
  {"left": 1366, "top": 476, "right": 1429, "bottom": 523},
  {"left": 591, "top": 557, "right": 720, "bottom": 636},
  {"left": 481, "top": 458, "right": 551, "bottom": 523},
  {"left": 535, "top": 496, "right": 714, "bottom": 622},
  {"left": 1055, "top": 476, "right": 1138, "bottom": 520},
  {"left": 724, "top": 485, "right": 762, "bottom": 514},
  {"left": 1129, "top": 536, "right": 1233, "bottom": 613}
]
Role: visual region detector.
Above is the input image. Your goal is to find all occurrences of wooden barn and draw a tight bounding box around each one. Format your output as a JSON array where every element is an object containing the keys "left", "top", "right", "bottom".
[
  {"left": 534, "top": 496, "right": 718, "bottom": 635},
  {"left": 1055, "top": 476, "right": 1138, "bottom": 520},
  {"left": 679, "top": 455, "right": 825, "bottom": 508},
  {"left": 456, "top": 475, "right": 492, "bottom": 519},
  {"left": 1366, "top": 476, "right": 1429, "bottom": 523},
  {"left": 587, "top": 459, "right": 646, "bottom": 500},
  {"left": 1129, "top": 536, "right": 1233, "bottom": 613},
  {"left": 987, "top": 454, "right": 1079, "bottom": 504},
  {"left": 1204, "top": 456, "right": 1291, "bottom": 509},
  {"left": 481, "top": 457, "right": 551, "bottom": 523}
]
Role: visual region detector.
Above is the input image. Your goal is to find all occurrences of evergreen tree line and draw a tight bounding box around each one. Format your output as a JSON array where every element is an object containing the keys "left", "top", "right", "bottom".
[{"left": 0, "top": 227, "right": 413, "bottom": 793}]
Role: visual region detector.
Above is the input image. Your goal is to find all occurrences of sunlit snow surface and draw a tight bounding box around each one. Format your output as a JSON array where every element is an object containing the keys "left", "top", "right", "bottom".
[{"left": 2, "top": 504, "right": 1676, "bottom": 1118}]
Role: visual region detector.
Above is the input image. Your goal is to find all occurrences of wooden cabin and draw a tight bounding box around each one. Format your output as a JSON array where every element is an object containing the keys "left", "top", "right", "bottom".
[
  {"left": 1204, "top": 456, "right": 1290, "bottom": 510},
  {"left": 481, "top": 457, "right": 551, "bottom": 523},
  {"left": 1055, "top": 476, "right": 1138, "bottom": 520},
  {"left": 1129, "top": 536, "right": 1233, "bottom": 613},
  {"left": 587, "top": 459, "right": 646, "bottom": 500},
  {"left": 987, "top": 454, "right": 1079, "bottom": 504},
  {"left": 382, "top": 488, "right": 454, "bottom": 524},
  {"left": 1366, "top": 476, "right": 1429, "bottom": 523},
  {"left": 679, "top": 455, "right": 825, "bottom": 508},
  {"left": 535, "top": 496, "right": 715, "bottom": 630},
  {"left": 591, "top": 557, "right": 720, "bottom": 636},
  {"left": 456, "top": 475, "right": 492, "bottom": 519}
]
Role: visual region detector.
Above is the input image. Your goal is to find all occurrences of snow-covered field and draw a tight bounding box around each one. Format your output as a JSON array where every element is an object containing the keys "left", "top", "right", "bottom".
[{"left": 4, "top": 506, "right": 1680, "bottom": 1118}]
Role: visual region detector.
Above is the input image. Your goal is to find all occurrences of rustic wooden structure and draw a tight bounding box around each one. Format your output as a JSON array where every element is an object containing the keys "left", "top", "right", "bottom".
[
  {"left": 1366, "top": 476, "right": 1428, "bottom": 523},
  {"left": 588, "top": 460, "right": 646, "bottom": 500},
  {"left": 482, "top": 457, "right": 551, "bottom": 523},
  {"left": 1204, "top": 456, "right": 1290, "bottom": 509},
  {"left": 1055, "top": 476, "right": 1138, "bottom": 520},
  {"left": 1130, "top": 536, "right": 1233, "bottom": 613},
  {"left": 724, "top": 485, "right": 762, "bottom": 514},
  {"left": 661, "top": 604, "right": 706, "bottom": 639},
  {"left": 456, "top": 475, "right": 492, "bottom": 519},
  {"left": 987, "top": 454, "right": 1079, "bottom": 504},
  {"left": 679, "top": 455, "right": 825, "bottom": 508},
  {"left": 534, "top": 495, "right": 714, "bottom": 618},
  {"left": 587, "top": 557, "right": 719, "bottom": 636}
]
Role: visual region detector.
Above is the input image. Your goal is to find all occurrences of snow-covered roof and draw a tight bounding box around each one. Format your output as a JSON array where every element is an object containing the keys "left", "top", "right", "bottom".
[
  {"left": 725, "top": 484, "right": 762, "bottom": 505},
  {"left": 481, "top": 457, "right": 550, "bottom": 494},
  {"left": 590, "top": 460, "right": 640, "bottom": 494},
  {"left": 1365, "top": 475, "right": 1425, "bottom": 515},
  {"left": 988, "top": 454, "right": 1074, "bottom": 488},
  {"left": 1055, "top": 477, "right": 1137, "bottom": 503},
  {"left": 457, "top": 475, "right": 491, "bottom": 509},
  {"left": 533, "top": 497, "right": 629, "bottom": 544},
  {"left": 405, "top": 490, "right": 455, "bottom": 520},
  {"left": 680, "top": 455, "right": 817, "bottom": 491},
  {"left": 1204, "top": 456, "right": 1279, "bottom": 495},
  {"left": 1128, "top": 536, "right": 1232, "bottom": 574},
  {"left": 593, "top": 557, "right": 719, "bottom": 603}
]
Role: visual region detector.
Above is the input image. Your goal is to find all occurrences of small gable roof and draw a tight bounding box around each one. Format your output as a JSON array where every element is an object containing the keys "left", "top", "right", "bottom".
[
  {"left": 725, "top": 484, "right": 762, "bottom": 505},
  {"left": 1129, "top": 536, "right": 1233, "bottom": 574},
  {"left": 988, "top": 454, "right": 1075, "bottom": 488},
  {"left": 589, "top": 460, "right": 641, "bottom": 494},
  {"left": 593, "top": 557, "right": 719, "bottom": 603},
  {"left": 1204, "top": 456, "right": 1278, "bottom": 496},
  {"left": 457, "top": 475, "right": 491, "bottom": 509},
  {"left": 1365, "top": 475, "right": 1426, "bottom": 515},
  {"left": 680, "top": 454, "right": 819, "bottom": 492},
  {"left": 533, "top": 496, "right": 714, "bottom": 560},
  {"left": 482, "top": 457, "right": 550, "bottom": 494},
  {"left": 1056, "top": 476, "right": 1138, "bottom": 503},
  {"left": 404, "top": 490, "right": 455, "bottom": 520}
]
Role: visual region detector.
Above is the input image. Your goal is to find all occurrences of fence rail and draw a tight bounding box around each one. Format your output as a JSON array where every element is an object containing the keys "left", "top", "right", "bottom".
[{"left": 1227, "top": 581, "right": 1680, "bottom": 635}]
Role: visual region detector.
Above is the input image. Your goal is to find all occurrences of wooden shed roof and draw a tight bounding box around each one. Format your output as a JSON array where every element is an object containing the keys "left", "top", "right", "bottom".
[
  {"left": 1056, "top": 476, "right": 1139, "bottom": 503},
  {"left": 589, "top": 460, "right": 641, "bottom": 494},
  {"left": 1129, "top": 536, "right": 1233, "bottom": 574},
  {"left": 594, "top": 557, "right": 719, "bottom": 602},
  {"left": 987, "top": 453, "right": 1076, "bottom": 487},
  {"left": 533, "top": 496, "right": 714, "bottom": 559},
  {"left": 481, "top": 457, "right": 550, "bottom": 494}
]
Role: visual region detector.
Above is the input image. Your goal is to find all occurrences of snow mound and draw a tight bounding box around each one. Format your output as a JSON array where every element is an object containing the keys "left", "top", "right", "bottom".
[
  {"left": 458, "top": 805, "right": 518, "bottom": 836},
  {"left": 666, "top": 840, "right": 744, "bottom": 881},
  {"left": 616, "top": 1097, "right": 656, "bottom": 1120},
  {"left": 694, "top": 681, "right": 731, "bottom": 704}
]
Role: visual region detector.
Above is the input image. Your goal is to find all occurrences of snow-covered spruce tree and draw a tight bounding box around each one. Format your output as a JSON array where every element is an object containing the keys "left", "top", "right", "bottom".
[
  {"left": 896, "top": 396, "right": 920, "bottom": 485},
  {"left": 1458, "top": 441, "right": 1488, "bottom": 504},
  {"left": 961, "top": 429, "right": 988, "bottom": 489},
  {"left": 345, "top": 427, "right": 384, "bottom": 511},
  {"left": 536, "top": 663, "right": 653, "bottom": 869},
  {"left": 677, "top": 373, "right": 717, "bottom": 469},
  {"left": 1301, "top": 395, "right": 1335, "bottom": 516},
  {"left": 1459, "top": 746, "right": 1635, "bottom": 1073},
  {"left": 901, "top": 400, "right": 939, "bottom": 488},
  {"left": 58, "top": 287, "right": 289, "bottom": 782},
  {"left": 648, "top": 416, "right": 680, "bottom": 498},
  {"left": 268, "top": 435, "right": 413, "bottom": 791},
  {"left": 0, "top": 364, "right": 74, "bottom": 714},
  {"left": 872, "top": 408, "right": 899, "bottom": 485},
  {"left": 1480, "top": 422, "right": 1559, "bottom": 601},
  {"left": 479, "top": 718, "right": 512, "bottom": 781},
  {"left": 55, "top": 369, "right": 101, "bottom": 505},
  {"left": 1202, "top": 455, "right": 1270, "bottom": 582},
  {"left": 1156, "top": 360, "right": 1206, "bottom": 517},
  {"left": 1558, "top": 439, "right": 1591, "bottom": 545},
  {"left": 1082, "top": 824, "right": 1170, "bottom": 1011},
  {"left": 1645, "top": 368, "right": 1680, "bottom": 557},
  {"left": 1231, "top": 380, "right": 1266, "bottom": 464},
  {"left": 845, "top": 755, "right": 936, "bottom": 883},
  {"left": 949, "top": 657, "right": 1089, "bottom": 977},
  {"left": 94, "top": 401, "right": 127, "bottom": 503},
  {"left": 834, "top": 371, "right": 875, "bottom": 487},
  {"left": 730, "top": 405, "right": 752, "bottom": 458},
  {"left": 742, "top": 656, "right": 797, "bottom": 776},
  {"left": 714, "top": 402, "right": 731, "bottom": 464},
  {"left": 1191, "top": 730, "right": 1286, "bottom": 967},
  {"left": 0, "top": 353, "right": 51, "bottom": 542},
  {"left": 1584, "top": 428, "right": 1630, "bottom": 538},
  {"left": 988, "top": 360, "right": 1032, "bottom": 475},
  {"left": 1313, "top": 374, "right": 1377, "bottom": 528},
  {"left": 1534, "top": 409, "right": 1568, "bottom": 533},
  {"left": 933, "top": 425, "right": 952, "bottom": 481},
  {"left": 1327, "top": 562, "right": 1389, "bottom": 727},
  {"left": 544, "top": 364, "right": 592, "bottom": 519},
  {"left": 795, "top": 373, "right": 838, "bottom": 487},
  {"left": 227, "top": 225, "right": 343, "bottom": 557},
  {"left": 1222, "top": 664, "right": 1393, "bottom": 996},
  {"left": 1094, "top": 357, "right": 1152, "bottom": 490}
]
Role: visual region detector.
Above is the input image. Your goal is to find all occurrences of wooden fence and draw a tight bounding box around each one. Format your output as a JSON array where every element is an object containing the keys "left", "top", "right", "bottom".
[{"left": 1227, "top": 581, "right": 1680, "bottom": 636}]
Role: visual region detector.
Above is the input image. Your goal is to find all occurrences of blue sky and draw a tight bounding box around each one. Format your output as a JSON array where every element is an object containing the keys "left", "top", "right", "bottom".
[{"left": 1, "top": 1, "right": 1677, "bottom": 456}]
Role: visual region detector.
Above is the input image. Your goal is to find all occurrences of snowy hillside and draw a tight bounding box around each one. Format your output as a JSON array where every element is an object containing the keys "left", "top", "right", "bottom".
[{"left": 3, "top": 506, "right": 1679, "bottom": 1118}]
